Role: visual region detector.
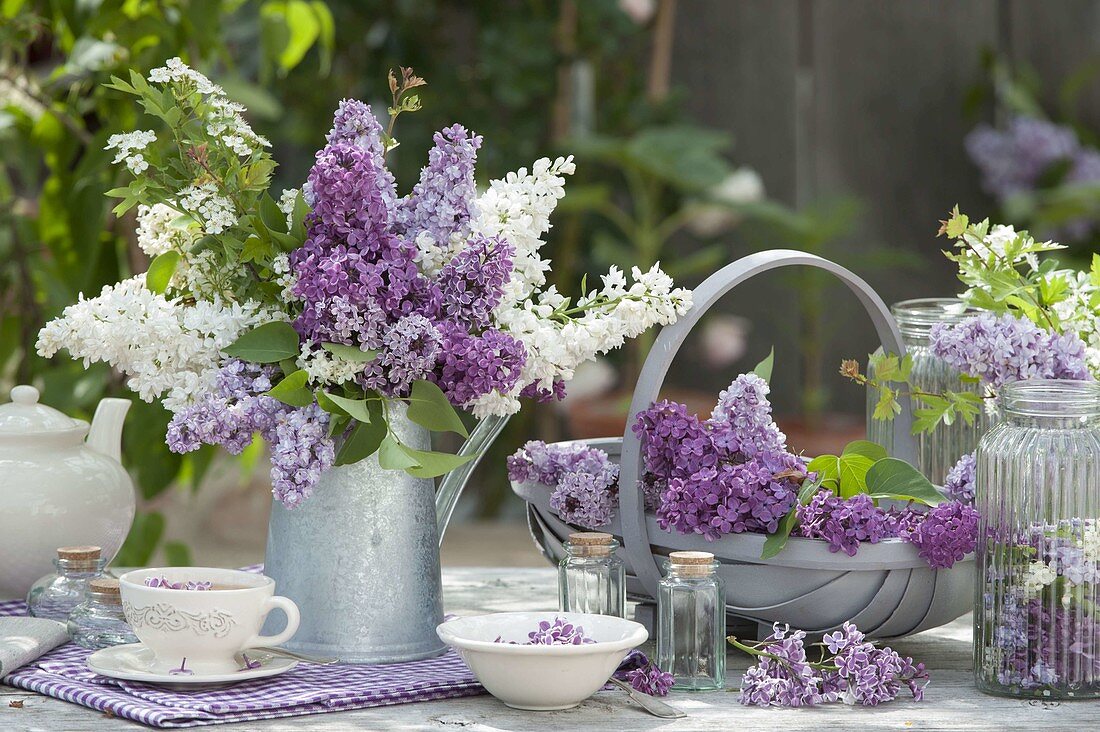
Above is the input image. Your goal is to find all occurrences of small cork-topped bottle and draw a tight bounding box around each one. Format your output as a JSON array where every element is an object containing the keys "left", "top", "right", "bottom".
[
  {"left": 27, "top": 546, "right": 107, "bottom": 621},
  {"left": 558, "top": 532, "right": 626, "bottom": 618},
  {"left": 657, "top": 551, "right": 725, "bottom": 691},
  {"left": 67, "top": 578, "right": 139, "bottom": 650}
]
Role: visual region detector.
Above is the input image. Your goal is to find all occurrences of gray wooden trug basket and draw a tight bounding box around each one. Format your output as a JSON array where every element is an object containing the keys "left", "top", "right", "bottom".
[{"left": 514, "top": 250, "right": 975, "bottom": 639}]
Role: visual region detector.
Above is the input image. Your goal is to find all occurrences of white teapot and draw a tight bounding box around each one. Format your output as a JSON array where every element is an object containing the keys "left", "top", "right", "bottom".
[{"left": 0, "top": 385, "right": 135, "bottom": 599}]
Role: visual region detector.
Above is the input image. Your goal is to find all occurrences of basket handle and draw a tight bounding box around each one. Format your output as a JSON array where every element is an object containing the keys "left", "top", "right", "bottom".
[{"left": 617, "top": 249, "right": 916, "bottom": 598}]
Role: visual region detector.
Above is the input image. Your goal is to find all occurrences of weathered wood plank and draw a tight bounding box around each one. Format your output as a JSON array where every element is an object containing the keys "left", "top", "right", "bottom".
[{"left": 2, "top": 567, "right": 1099, "bottom": 731}]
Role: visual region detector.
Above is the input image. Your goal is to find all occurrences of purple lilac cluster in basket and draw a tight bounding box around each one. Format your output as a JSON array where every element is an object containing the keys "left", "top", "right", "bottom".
[{"left": 510, "top": 372, "right": 978, "bottom": 569}]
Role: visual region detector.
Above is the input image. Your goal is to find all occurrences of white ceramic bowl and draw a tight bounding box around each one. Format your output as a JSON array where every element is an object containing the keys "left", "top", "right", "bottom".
[{"left": 437, "top": 612, "right": 648, "bottom": 711}]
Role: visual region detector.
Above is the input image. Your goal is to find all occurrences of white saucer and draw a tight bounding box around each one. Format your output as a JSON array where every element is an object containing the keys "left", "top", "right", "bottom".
[{"left": 87, "top": 643, "right": 298, "bottom": 687}]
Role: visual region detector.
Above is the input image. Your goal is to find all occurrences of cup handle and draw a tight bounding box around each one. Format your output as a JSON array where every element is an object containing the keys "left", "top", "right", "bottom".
[{"left": 246, "top": 595, "right": 301, "bottom": 648}]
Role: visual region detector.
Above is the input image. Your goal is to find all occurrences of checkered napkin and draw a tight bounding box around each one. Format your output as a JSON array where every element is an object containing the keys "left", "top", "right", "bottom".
[{"left": 0, "top": 597, "right": 646, "bottom": 727}]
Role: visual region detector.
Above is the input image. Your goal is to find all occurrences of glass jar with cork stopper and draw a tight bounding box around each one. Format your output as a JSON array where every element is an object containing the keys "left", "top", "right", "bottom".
[
  {"left": 67, "top": 577, "right": 139, "bottom": 650},
  {"left": 657, "top": 551, "right": 725, "bottom": 691},
  {"left": 558, "top": 532, "right": 626, "bottom": 618},
  {"left": 27, "top": 546, "right": 106, "bottom": 621}
]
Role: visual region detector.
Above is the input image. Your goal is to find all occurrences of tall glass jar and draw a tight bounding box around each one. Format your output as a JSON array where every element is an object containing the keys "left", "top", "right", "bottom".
[
  {"left": 868, "top": 298, "right": 991, "bottom": 483},
  {"left": 558, "top": 532, "right": 625, "bottom": 617},
  {"left": 974, "top": 380, "right": 1100, "bottom": 699},
  {"left": 657, "top": 551, "right": 725, "bottom": 691},
  {"left": 27, "top": 546, "right": 106, "bottom": 621}
]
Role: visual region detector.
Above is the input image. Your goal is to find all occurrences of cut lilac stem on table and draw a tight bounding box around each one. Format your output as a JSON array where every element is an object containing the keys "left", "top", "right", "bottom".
[{"left": 239, "top": 654, "right": 262, "bottom": 671}]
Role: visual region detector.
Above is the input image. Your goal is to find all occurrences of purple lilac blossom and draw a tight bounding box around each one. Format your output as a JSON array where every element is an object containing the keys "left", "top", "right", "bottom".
[
  {"left": 167, "top": 360, "right": 336, "bottom": 509},
  {"left": 624, "top": 663, "right": 675, "bottom": 696},
  {"left": 435, "top": 324, "right": 526, "bottom": 406},
  {"left": 144, "top": 577, "right": 213, "bottom": 590},
  {"left": 322, "top": 99, "right": 395, "bottom": 213},
  {"left": 966, "top": 117, "right": 1078, "bottom": 199},
  {"left": 436, "top": 236, "right": 514, "bottom": 330},
  {"left": 929, "top": 312, "right": 1091, "bottom": 388},
  {"left": 897, "top": 501, "right": 980, "bottom": 570},
  {"left": 494, "top": 617, "right": 597, "bottom": 646},
  {"left": 710, "top": 373, "right": 786, "bottom": 458},
  {"left": 395, "top": 124, "right": 482, "bottom": 246},
  {"left": 367, "top": 313, "right": 443, "bottom": 395},
  {"left": 508, "top": 440, "right": 620, "bottom": 529},
  {"left": 739, "top": 622, "right": 927, "bottom": 708},
  {"left": 520, "top": 378, "right": 567, "bottom": 404},
  {"left": 796, "top": 491, "right": 893, "bottom": 557},
  {"left": 943, "top": 452, "right": 977, "bottom": 504}
]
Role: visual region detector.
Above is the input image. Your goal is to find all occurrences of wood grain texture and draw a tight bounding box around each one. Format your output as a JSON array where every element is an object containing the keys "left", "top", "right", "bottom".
[{"left": 3, "top": 567, "right": 1098, "bottom": 731}]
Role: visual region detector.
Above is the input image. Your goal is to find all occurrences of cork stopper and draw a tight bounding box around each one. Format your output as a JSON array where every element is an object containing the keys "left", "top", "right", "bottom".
[
  {"left": 89, "top": 578, "right": 122, "bottom": 604},
  {"left": 58, "top": 546, "right": 101, "bottom": 560},
  {"left": 567, "top": 532, "right": 616, "bottom": 557},
  {"left": 669, "top": 551, "right": 716, "bottom": 577}
]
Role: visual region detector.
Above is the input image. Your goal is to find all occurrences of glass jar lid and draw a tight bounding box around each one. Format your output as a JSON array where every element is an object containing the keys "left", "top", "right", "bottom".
[
  {"left": 891, "top": 298, "right": 979, "bottom": 340},
  {"left": 0, "top": 385, "right": 89, "bottom": 439},
  {"left": 1001, "top": 379, "right": 1100, "bottom": 419}
]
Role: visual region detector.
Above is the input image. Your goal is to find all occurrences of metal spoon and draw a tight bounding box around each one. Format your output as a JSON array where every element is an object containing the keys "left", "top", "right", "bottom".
[
  {"left": 235, "top": 647, "right": 339, "bottom": 666},
  {"left": 608, "top": 677, "right": 686, "bottom": 718}
]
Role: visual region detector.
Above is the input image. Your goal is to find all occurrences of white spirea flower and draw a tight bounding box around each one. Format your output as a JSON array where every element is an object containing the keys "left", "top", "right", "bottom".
[
  {"left": 179, "top": 182, "right": 237, "bottom": 235},
  {"left": 135, "top": 203, "right": 199, "bottom": 257},
  {"left": 36, "top": 275, "right": 277, "bottom": 411},
  {"left": 271, "top": 253, "right": 298, "bottom": 300},
  {"left": 278, "top": 188, "right": 299, "bottom": 230},
  {"left": 105, "top": 130, "right": 156, "bottom": 174},
  {"left": 297, "top": 347, "right": 362, "bottom": 387}
]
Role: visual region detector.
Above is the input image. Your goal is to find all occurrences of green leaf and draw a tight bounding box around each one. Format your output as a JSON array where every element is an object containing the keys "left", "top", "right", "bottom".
[
  {"left": 322, "top": 392, "right": 374, "bottom": 422},
  {"left": 841, "top": 440, "right": 888, "bottom": 462},
  {"left": 377, "top": 434, "right": 420, "bottom": 471},
  {"left": 405, "top": 380, "right": 469, "bottom": 437},
  {"left": 266, "top": 369, "right": 313, "bottom": 407},
  {"left": 806, "top": 454, "right": 841, "bottom": 492},
  {"left": 259, "top": 192, "right": 288, "bottom": 233},
  {"left": 873, "top": 387, "right": 902, "bottom": 421},
  {"left": 145, "top": 250, "right": 180, "bottom": 294},
  {"left": 322, "top": 342, "right": 378, "bottom": 363},
  {"left": 752, "top": 347, "right": 774, "bottom": 383},
  {"left": 334, "top": 414, "right": 386, "bottom": 466},
  {"left": 806, "top": 452, "right": 873, "bottom": 498},
  {"left": 222, "top": 321, "right": 300, "bottom": 363},
  {"left": 866, "top": 458, "right": 947, "bottom": 507},
  {"left": 761, "top": 478, "right": 823, "bottom": 560},
  {"left": 399, "top": 445, "right": 477, "bottom": 479}
]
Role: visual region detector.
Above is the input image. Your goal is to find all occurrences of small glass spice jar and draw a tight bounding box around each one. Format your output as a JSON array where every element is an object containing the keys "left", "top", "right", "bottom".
[
  {"left": 27, "top": 546, "right": 107, "bottom": 621},
  {"left": 975, "top": 380, "right": 1100, "bottom": 699},
  {"left": 657, "top": 551, "right": 725, "bottom": 691},
  {"left": 558, "top": 532, "right": 626, "bottom": 618},
  {"left": 67, "top": 578, "right": 139, "bottom": 650},
  {"left": 867, "top": 298, "right": 992, "bottom": 483}
]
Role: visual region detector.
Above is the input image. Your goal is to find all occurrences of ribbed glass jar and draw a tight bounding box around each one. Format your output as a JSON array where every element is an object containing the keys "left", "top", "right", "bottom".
[
  {"left": 974, "top": 380, "right": 1100, "bottom": 699},
  {"left": 558, "top": 532, "right": 625, "bottom": 618},
  {"left": 657, "top": 551, "right": 725, "bottom": 691},
  {"left": 868, "top": 298, "right": 991, "bottom": 483}
]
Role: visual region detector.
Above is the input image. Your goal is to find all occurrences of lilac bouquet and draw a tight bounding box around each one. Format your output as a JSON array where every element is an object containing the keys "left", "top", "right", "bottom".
[{"left": 36, "top": 61, "right": 691, "bottom": 508}]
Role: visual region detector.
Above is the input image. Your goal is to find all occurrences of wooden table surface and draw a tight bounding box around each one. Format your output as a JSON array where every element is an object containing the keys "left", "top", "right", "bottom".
[{"left": 2, "top": 567, "right": 1097, "bottom": 731}]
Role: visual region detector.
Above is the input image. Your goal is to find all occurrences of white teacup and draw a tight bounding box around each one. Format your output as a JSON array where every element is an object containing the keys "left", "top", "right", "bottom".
[{"left": 118, "top": 567, "right": 300, "bottom": 675}]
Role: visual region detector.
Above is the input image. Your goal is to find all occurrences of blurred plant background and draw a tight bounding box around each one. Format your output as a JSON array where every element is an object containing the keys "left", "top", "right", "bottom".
[{"left": 7, "top": 0, "right": 1093, "bottom": 565}]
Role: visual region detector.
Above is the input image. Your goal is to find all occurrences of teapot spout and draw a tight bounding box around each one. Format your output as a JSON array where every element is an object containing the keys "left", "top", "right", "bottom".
[{"left": 87, "top": 398, "right": 131, "bottom": 463}]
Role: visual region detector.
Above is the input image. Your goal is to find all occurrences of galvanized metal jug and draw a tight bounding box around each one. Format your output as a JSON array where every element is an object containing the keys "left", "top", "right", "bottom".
[{"left": 263, "top": 404, "right": 446, "bottom": 663}]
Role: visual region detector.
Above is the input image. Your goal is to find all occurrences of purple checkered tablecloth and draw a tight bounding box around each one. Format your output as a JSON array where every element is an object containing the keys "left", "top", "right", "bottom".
[
  {"left": 0, "top": 597, "right": 490, "bottom": 727},
  {"left": 1, "top": 592, "right": 648, "bottom": 728}
]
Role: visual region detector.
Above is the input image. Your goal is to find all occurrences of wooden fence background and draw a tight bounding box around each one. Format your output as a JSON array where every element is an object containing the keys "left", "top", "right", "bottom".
[{"left": 664, "top": 0, "right": 1099, "bottom": 418}]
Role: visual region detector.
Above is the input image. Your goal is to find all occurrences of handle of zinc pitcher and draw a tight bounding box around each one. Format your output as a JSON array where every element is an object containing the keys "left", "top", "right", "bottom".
[{"left": 616, "top": 249, "right": 916, "bottom": 600}]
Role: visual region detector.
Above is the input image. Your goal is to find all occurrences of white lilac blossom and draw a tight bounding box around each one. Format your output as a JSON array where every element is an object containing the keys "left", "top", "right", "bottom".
[
  {"left": 36, "top": 276, "right": 275, "bottom": 411},
  {"left": 105, "top": 130, "right": 156, "bottom": 175},
  {"left": 135, "top": 203, "right": 198, "bottom": 257}
]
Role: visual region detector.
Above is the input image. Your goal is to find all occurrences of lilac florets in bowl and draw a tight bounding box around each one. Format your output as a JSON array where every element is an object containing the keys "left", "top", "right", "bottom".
[{"left": 437, "top": 612, "right": 647, "bottom": 710}]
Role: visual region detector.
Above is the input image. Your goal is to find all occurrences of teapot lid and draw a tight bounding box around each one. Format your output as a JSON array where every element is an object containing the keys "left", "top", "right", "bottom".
[{"left": 0, "top": 385, "right": 89, "bottom": 437}]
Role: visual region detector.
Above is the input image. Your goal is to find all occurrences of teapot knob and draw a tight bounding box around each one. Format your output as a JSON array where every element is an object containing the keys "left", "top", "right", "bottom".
[{"left": 10, "top": 385, "right": 39, "bottom": 405}]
